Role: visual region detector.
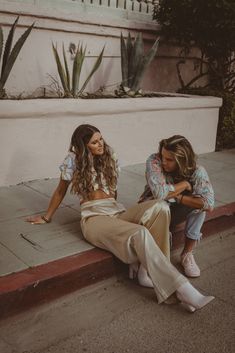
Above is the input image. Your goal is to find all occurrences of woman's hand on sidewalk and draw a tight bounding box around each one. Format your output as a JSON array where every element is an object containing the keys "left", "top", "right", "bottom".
[{"left": 26, "top": 215, "right": 49, "bottom": 225}]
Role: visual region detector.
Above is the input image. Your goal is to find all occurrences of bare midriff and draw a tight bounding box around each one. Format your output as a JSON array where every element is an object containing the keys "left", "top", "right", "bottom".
[{"left": 81, "top": 189, "right": 115, "bottom": 204}]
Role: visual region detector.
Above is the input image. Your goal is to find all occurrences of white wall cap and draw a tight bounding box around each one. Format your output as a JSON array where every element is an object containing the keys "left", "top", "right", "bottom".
[{"left": 0, "top": 96, "right": 223, "bottom": 120}]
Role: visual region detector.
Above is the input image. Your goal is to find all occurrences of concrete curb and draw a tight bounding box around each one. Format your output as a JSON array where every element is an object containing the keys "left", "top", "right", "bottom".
[
  {"left": 0, "top": 202, "right": 234, "bottom": 320},
  {"left": 0, "top": 249, "right": 125, "bottom": 319}
]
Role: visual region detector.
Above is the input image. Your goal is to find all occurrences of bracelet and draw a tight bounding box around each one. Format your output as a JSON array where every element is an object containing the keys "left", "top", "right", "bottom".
[
  {"left": 41, "top": 215, "right": 51, "bottom": 223},
  {"left": 176, "top": 194, "right": 183, "bottom": 204}
]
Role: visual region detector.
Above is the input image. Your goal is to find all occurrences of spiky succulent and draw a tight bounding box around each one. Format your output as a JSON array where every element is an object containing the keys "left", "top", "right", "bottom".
[
  {"left": 52, "top": 43, "right": 104, "bottom": 98},
  {"left": 0, "top": 16, "right": 34, "bottom": 98},
  {"left": 120, "top": 32, "right": 159, "bottom": 96}
]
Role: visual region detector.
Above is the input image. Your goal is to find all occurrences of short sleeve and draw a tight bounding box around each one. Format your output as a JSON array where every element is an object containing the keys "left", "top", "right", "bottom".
[
  {"left": 59, "top": 152, "right": 76, "bottom": 181},
  {"left": 111, "top": 150, "right": 121, "bottom": 172}
]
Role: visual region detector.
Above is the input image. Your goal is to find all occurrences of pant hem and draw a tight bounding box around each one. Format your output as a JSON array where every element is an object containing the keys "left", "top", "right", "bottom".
[{"left": 155, "top": 276, "right": 188, "bottom": 304}]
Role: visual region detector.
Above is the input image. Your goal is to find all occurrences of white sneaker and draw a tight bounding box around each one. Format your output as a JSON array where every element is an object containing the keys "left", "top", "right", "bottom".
[{"left": 181, "top": 252, "right": 200, "bottom": 278}]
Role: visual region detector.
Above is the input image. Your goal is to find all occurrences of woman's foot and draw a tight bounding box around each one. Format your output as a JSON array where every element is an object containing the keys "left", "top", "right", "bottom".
[
  {"left": 176, "top": 282, "right": 214, "bottom": 312},
  {"left": 137, "top": 264, "right": 154, "bottom": 288},
  {"left": 181, "top": 252, "right": 200, "bottom": 277},
  {"left": 129, "top": 263, "right": 154, "bottom": 288},
  {"left": 129, "top": 262, "right": 139, "bottom": 280}
]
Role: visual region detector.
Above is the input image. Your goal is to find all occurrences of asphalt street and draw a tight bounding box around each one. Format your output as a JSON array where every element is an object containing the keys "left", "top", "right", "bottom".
[{"left": 0, "top": 228, "right": 234, "bottom": 353}]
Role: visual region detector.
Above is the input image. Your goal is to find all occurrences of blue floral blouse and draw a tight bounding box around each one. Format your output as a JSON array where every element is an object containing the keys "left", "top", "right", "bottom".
[{"left": 139, "top": 153, "right": 214, "bottom": 211}]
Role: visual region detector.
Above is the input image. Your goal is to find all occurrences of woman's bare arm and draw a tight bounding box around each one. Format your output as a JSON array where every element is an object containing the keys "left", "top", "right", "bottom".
[
  {"left": 167, "top": 181, "right": 204, "bottom": 209},
  {"left": 175, "top": 193, "right": 204, "bottom": 209},
  {"left": 26, "top": 178, "right": 70, "bottom": 224}
]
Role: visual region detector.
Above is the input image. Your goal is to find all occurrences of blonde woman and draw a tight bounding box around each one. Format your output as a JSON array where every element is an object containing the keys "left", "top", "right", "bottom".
[
  {"left": 139, "top": 135, "right": 214, "bottom": 278},
  {"left": 27, "top": 125, "right": 214, "bottom": 312}
]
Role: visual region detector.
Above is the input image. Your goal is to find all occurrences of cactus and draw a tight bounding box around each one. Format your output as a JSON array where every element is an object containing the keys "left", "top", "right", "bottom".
[
  {"left": 52, "top": 43, "right": 104, "bottom": 98},
  {"left": 0, "top": 17, "right": 34, "bottom": 98},
  {"left": 120, "top": 32, "right": 159, "bottom": 96}
]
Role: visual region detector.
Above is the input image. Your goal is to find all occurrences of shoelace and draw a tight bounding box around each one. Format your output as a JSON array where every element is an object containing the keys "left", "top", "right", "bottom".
[
  {"left": 185, "top": 253, "right": 199, "bottom": 270},
  {"left": 187, "top": 256, "right": 196, "bottom": 268},
  {"left": 183, "top": 253, "right": 195, "bottom": 266}
]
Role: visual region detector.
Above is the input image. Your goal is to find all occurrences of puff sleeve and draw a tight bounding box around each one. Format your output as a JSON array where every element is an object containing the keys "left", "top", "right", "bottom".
[{"left": 59, "top": 152, "right": 76, "bottom": 181}]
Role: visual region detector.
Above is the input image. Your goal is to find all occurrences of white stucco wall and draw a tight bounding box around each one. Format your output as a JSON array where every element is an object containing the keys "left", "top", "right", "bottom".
[
  {"left": 0, "top": 0, "right": 159, "bottom": 96},
  {"left": 0, "top": 0, "right": 204, "bottom": 96},
  {"left": 0, "top": 95, "right": 222, "bottom": 186}
]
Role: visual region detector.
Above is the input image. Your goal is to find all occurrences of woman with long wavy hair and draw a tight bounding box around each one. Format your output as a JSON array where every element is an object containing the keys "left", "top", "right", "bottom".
[
  {"left": 27, "top": 124, "right": 214, "bottom": 312},
  {"left": 139, "top": 135, "right": 214, "bottom": 278}
]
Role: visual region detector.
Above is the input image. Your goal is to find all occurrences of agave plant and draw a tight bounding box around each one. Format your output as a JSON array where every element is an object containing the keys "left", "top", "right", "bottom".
[
  {"left": 52, "top": 43, "right": 105, "bottom": 98},
  {"left": 0, "top": 16, "right": 34, "bottom": 98},
  {"left": 120, "top": 32, "right": 160, "bottom": 96}
]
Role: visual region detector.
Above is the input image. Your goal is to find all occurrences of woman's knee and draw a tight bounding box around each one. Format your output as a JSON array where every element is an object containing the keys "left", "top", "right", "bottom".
[
  {"left": 132, "top": 226, "right": 155, "bottom": 246},
  {"left": 187, "top": 209, "right": 206, "bottom": 223},
  {"left": 149, "top": 199, "right": 170, "bottom": 213},
  {"left": 153, "top": 200, "right": 170, "bottom": 218},
  {"left": 159, "top": 200, "right": 170, "bottom": 213}
]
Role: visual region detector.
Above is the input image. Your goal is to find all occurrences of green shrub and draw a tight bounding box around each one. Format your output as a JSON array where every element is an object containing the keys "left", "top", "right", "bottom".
[{"left": 153, "top": 0, "right": 235, "bottom": 92}]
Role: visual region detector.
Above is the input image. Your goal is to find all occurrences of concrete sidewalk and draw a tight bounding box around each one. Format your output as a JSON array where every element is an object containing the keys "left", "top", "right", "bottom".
[{"left": 0, "top": 149, "right": 235, "bottom": 318}]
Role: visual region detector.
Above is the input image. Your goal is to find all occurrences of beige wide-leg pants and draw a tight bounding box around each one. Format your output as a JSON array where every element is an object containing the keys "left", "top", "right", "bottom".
[
  {"left": 81, "top": 198, "right": 187, "bottom": 303},
  {"left": 119, "top": 199, "right": 171, "bottom": 258}
]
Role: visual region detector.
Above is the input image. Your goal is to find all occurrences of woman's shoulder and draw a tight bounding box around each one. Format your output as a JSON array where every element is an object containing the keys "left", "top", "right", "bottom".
[
  {"left": 110, "top": 148, "right": 118, "bottom": 161},
  {"left": 62, "top": 151, "right": 76, "bottom": 164},
  {"left": 147, "top": 153, "right": 160, "bottom": 162},
  {"left": 109, "top": 149, "right": 122, "bottom": 172},
  {"left": 66, "top": 151, "right": 76, "bottom": 158},
  {"left": 192, "top": 165, "right": 209, "bottom": 179},
  {"left": 146, "top": 153, "right": 161, "bottom": 169},
  {"left": 59, "top": 151, "right": 77, "bottom": 180}
]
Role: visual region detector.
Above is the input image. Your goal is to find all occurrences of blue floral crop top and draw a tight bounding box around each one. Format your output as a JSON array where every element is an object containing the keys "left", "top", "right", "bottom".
[{"left": 59, "top": 151, "right": 118, "bottom": 203}]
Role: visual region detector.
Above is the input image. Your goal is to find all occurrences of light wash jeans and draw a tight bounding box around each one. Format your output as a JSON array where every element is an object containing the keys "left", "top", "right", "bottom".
[{"left": 170, "top": 203, "right": 206, "bottom": 241}]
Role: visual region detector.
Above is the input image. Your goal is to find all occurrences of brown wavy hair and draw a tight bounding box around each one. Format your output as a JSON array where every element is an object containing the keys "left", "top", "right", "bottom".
[
  {"left": 158, "top": 135, "right": 197, "bottom": 181},
  {"left": 69, "top": 124, "right": 118, "bottom": 196}
]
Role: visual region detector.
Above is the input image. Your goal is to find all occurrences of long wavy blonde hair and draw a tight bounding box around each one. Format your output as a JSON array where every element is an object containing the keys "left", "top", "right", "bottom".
[
  {"left": 69, "top": 124, "right": 118, "bottom": 196},
  {"left": 158, "top": 135, "right": 197, "bottom": 181}
]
